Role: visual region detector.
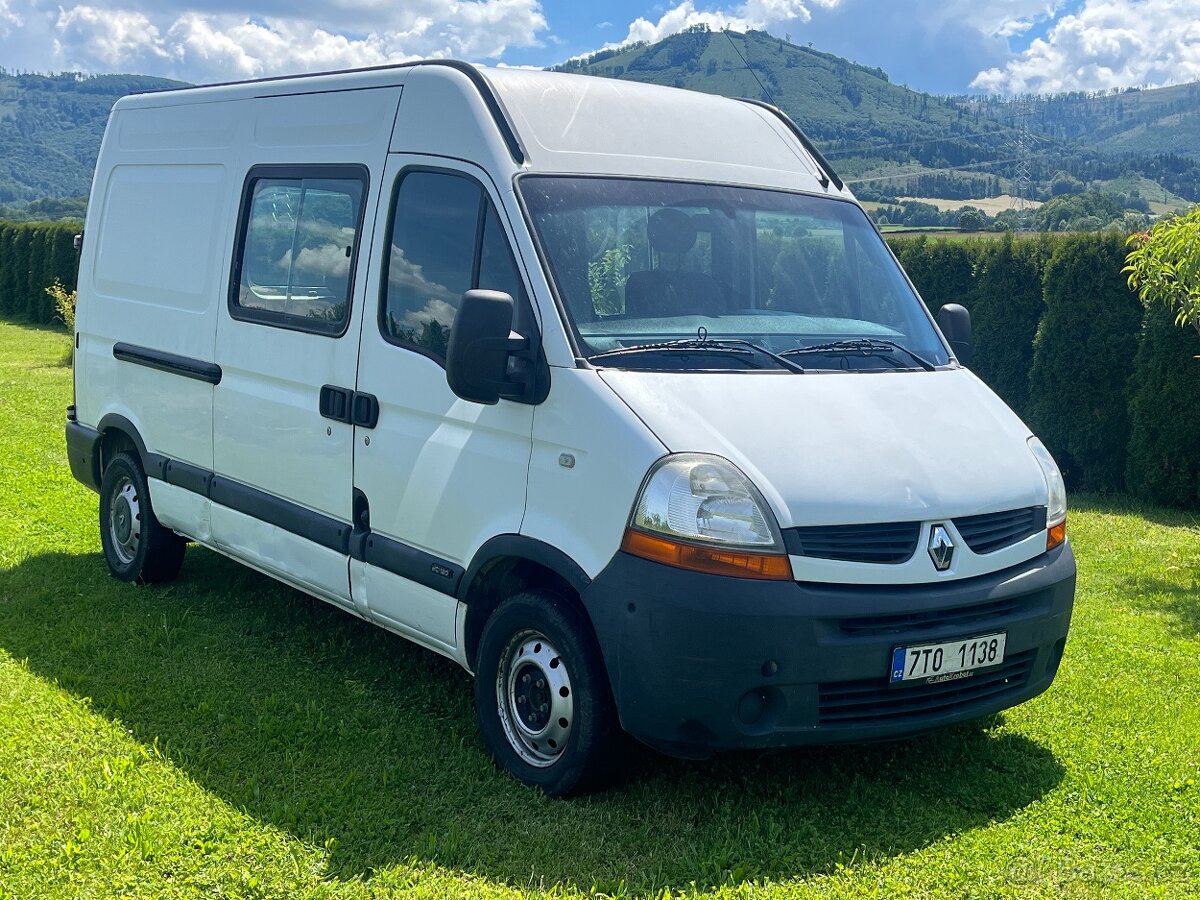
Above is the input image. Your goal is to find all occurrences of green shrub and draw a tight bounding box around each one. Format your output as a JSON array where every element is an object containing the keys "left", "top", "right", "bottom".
[
  {"left": 1125, "top": 302, "right": 1200, "bottom": 507},
  {"left": 0, "top": 221, "right": 79, "bottom": 324},
  {"left": 45, "top": 278, "right": 75, "bottom": 331},
  {"left": 889, "top": 236, "right": 976, "bottom": 315},
  {"left": 967, "top": 234, "right": 1053, "bottom": 419},
  {"left": 1027, "top": 233, "right": 1144, "bottom": 491}
]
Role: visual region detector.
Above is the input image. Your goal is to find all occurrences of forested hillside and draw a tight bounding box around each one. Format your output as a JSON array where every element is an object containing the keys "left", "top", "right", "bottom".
[{"left": 0, "top": 71, "right": 182, "bottom": 202}]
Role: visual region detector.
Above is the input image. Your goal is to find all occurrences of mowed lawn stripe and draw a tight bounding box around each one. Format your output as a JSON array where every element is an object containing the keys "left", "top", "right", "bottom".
[{"left": 0, "top": 318, "right": 1198, "bottom": 899}]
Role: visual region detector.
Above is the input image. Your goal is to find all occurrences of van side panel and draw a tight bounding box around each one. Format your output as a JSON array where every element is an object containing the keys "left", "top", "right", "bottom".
[{"left": 79, "top": 102, "right": 238, "bottom": 472}]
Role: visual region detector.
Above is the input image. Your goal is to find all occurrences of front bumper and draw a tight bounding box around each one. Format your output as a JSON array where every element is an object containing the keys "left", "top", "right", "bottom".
[{"left": 581, "top": 542, "right": 1075, "bottom": 757}]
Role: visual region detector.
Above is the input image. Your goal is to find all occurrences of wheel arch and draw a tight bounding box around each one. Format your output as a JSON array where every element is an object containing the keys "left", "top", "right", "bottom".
[
  {"left": 95, "top": 413, "right": 162, "bottom": 479},
  {"left": 459, "top": 535, "right": 594, "bottom": 671}
]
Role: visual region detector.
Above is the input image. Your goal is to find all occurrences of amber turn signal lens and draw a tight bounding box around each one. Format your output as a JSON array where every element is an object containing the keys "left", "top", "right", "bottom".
[
  {"left": 621, "top": 529, "right": 793, "bottom": 581},
  {"left": 1047, "top": 519, "right": 1066, "bottom": 551}
]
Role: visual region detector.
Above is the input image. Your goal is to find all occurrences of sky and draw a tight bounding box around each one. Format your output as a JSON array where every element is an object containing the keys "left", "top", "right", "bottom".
[{"left": 1, "top": 0, "right": 1199, "bottom": 95}]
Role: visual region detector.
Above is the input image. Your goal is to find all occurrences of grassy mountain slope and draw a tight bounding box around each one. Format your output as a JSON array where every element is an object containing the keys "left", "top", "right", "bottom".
[
  {"left": 0, "top": 72, "right": 183, "bottom": 202},
  {"left": 558, "top": 29, "right": 1200, "bottom": 204},
  {"left": 556, "top": 28, "right": 1019, "bottom": 186}
]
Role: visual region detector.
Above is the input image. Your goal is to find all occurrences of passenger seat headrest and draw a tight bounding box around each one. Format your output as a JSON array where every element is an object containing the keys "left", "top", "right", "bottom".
[{"left": 647, "top": 207, "right": 697, "bottom": 255}]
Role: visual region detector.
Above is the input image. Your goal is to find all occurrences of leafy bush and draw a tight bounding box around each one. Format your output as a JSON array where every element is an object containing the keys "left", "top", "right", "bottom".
[
  {"left": 1125, "top": 302, "right": 1200, "bottom": 507},
  {"left": 45, "top": 278, "right": 75, "bottom": 330},
  {"left": 1124, "top": 204, "right": 1200, "bottom": 336},
  {"left": 1027, "top": 233, "right": 1144, "bottom": 491}
]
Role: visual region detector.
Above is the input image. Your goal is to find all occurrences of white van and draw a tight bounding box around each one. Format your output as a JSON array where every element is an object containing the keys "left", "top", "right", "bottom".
[{"left": 66, "top": 62, "right": 1075, "bottom": 795}]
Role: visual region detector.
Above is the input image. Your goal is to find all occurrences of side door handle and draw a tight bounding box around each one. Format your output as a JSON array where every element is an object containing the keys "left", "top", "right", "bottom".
[
  {"left": 320, "top": 385, "right": 379, "bottom": 429},
  {"left": 319, "top": 384, "right": 353, "bottom": 423},
  {"left": 351, "top": 392, "right": 379, "bottom": 429}
]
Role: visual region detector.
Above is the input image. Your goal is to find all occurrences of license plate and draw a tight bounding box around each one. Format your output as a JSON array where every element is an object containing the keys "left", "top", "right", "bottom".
[{"left": 889, "top": 633, "right": 1006, "bottom": 686}]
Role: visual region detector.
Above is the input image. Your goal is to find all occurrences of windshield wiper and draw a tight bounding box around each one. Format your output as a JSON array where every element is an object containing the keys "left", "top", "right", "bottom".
[
  {"left": 779, "top": 338, "right": 935, "bottom": 371},
  {"left": 588, "top": 334, "right": 805, "bottom": 373}
]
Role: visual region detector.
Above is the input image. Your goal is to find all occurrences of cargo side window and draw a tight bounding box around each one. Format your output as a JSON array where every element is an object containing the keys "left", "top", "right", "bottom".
[
  {"left": 229, "top": 165, "right": 367, "bottom": 336},
  {"left": 381, "top": 169, "right": 530, "bottom": 362}
]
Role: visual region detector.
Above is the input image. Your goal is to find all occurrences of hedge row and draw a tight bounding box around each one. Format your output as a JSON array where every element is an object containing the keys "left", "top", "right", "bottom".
[
  {"left": 0, "top": 221, "right": 79, "bottom": 325},
  {"left": 890, "top": 231, "right": 1200, "bottom": 508}
]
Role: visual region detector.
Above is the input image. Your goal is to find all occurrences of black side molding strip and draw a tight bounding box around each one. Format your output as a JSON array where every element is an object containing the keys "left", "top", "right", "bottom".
[
  {"left": 162, "top": 458, "right": 213, "bottom": 496},
  {"left": 210, "top": 476, "right": 353, "bottom": 556},
  {"left": 113, "top": 342, "right": 222, "bottom": 385},
  {"left": 78, "top": 418, "right": 469, "bottom": 599},
  {"left": 360, "top": 533, "right": 465, "bottom": 595},
  {"left": 737, "top": 98, "right": 844, "bottom": 191}
]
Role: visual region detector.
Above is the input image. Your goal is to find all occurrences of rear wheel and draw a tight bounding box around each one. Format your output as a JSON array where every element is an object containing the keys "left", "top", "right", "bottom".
[
  {"left": 99, "top": 451, "right": 186, "bottom": 584},
  {"left": 475, "top": 591, "right": 621, "bottom": 796}
]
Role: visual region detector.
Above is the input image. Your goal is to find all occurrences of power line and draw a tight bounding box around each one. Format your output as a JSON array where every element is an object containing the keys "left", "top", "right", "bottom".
[{"left": 722, "top": 28, "right": 774, "bottom": 105}]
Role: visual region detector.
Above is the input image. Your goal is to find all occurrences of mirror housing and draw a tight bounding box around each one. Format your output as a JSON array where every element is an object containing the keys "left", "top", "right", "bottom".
[
  {"left": 937, "top": 303, "right": 972, "bottom": 366},
  {"left": 446, "top": 290, "right": 530, "bottom": 405}
]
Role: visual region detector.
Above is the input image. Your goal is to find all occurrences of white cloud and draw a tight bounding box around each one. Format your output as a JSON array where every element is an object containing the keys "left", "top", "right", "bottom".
[
  {"left": 614, "top": 0, "right": 835, "bottom": 47},
  {"left": 0, "top": 0, "right": 22, "bottom": 37},
  {"left": 921, "top": 1, "right": 1062, "bottom": 40},
  {"left": 972, "top": 0, "right": 1200, "bottom": 94},
  {"left": 8, "top": 0, "right": 548, "bottom": 82}
]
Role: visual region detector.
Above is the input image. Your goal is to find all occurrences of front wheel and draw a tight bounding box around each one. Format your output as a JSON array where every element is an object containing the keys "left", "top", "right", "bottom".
[
  {"left": 474, "top": 591, "right": 621, "bottom": 796},
  {"left": 99, "top": 451, "right": 186, "bottom": 584}
]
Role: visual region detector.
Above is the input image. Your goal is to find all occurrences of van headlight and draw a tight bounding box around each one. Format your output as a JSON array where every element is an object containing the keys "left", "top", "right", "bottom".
[
  {"left": 622, "top": 454, "right": 791, "bottom": 580},
  {"left": 1028, "top": 436, "right": 1067, "bottom": 549}
]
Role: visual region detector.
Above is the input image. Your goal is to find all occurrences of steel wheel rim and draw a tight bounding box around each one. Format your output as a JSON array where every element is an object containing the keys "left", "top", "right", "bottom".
[
  {"left": 496, "top": 629, "right": 574, "bottom": 768},
  {"left": 108, "top": 475, "right": 141, "bottom": 566}
]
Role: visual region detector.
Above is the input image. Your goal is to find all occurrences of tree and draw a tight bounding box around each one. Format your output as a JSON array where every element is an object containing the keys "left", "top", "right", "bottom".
[
  {"left": 1027, "top": 234, "right": 1143, "bottom": 491},
  {"left": 958, "top": 207, "right": 986, "bottom": 232},
  {"left": 1124, "top": 205, "right": 1200, "bottom": 336}
]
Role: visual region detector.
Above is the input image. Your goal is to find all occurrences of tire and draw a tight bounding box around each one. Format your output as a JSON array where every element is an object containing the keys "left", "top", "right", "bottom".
[
  {"left": 474, "top": 590, "right": 622, "bottom": 796},
  {"left": 99, "top": 451, "right": 186, "bottom": 584}
]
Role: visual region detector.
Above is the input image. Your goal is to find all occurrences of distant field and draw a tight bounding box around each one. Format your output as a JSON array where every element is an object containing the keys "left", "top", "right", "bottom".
[{"left": 894, "top": 195, "right": 1044, "bottom": 215}]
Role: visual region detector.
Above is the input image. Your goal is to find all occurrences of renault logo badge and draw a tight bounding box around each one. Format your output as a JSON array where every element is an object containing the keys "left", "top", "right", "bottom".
[{"left": 928, "top": 524, "right": 955, "bottom": 571}]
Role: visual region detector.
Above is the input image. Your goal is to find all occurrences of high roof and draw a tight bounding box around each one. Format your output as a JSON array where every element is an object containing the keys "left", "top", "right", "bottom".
[
  {"left": 115, "top": 61, "right": 847, "bottom": 196},
  {"left": 484, "top": 67, "right": 842, "bottom": 193}
]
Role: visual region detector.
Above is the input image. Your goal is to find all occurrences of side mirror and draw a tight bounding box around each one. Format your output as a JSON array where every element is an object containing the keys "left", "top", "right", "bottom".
[
  {"left": 446, "top": 290, "right": 529, "bottom": 405},
  {"left": 937, "top": 303, "right": 972, "bottom": 366}
]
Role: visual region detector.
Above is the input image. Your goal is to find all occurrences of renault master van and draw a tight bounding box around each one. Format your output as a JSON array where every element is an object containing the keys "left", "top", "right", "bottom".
[{"left": 66, "top": 62, "right": 1075, "bottom": 795}]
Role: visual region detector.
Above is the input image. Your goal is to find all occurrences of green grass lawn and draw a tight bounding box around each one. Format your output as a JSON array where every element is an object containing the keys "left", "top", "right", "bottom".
[{"left": 1, "top": 318, "right": 1198, "bottom": 898}]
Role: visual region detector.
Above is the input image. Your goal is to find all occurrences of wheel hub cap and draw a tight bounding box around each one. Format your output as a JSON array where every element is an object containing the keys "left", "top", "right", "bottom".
[
  {"left": 108, "top": 477, "right": 141, "bottom": 566},
  {"left": 497, "top": 630, "right": 574, "bottom": 768}
]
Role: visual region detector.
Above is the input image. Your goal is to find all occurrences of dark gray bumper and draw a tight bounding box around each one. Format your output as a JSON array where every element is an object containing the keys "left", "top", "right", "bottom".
[
  {"left": 66, "top": 419, "right": 101, "bottom": 492},
  {"left": 581, "top": 543, "right": 1076, "bottom": 757}
]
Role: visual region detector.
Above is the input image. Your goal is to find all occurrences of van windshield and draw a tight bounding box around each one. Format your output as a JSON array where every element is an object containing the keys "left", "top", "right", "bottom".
[{"left": 519, "top": 176, "right": 950, "bottom": 372}]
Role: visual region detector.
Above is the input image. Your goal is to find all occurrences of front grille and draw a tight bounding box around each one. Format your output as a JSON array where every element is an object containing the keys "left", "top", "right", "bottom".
[
  {"left": 783, "top": 521, "right": 921, "bottom": 564},
  {"left": 817, "top": 649, "right": 1036, "bottom": 726},
  {"left": 954, "top": 507, "right": 1047, "bottom": 555},
  {"left": 838, "top": 597, "right": 1024, "bottom": 638}
]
